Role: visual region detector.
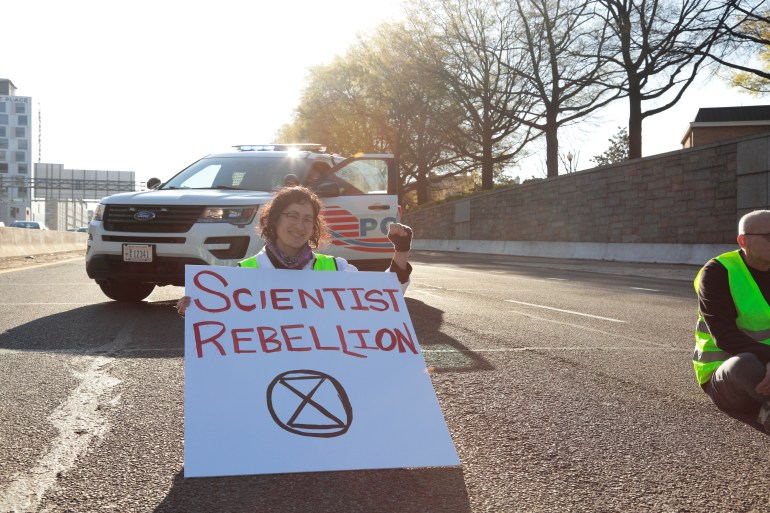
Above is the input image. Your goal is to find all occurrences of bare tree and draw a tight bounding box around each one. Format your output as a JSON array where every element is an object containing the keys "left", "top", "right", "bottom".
[
  {"left": 277, "top": 24, "right": 465, "bottom": 205},
  {"left": 509, "top": 0, "right": 624, "bottom": 177},
  {"left": 359, "top": 24, "right": 467, "bottom": 204},
  {"left": 708, "top": 1, "right": 770, "bottom": 92},
  {"left": 406, "top": 0, "right": 538, "bottom": 190},
  {"left": 597, "top": 0, "right": 734, "bottom": 159}
]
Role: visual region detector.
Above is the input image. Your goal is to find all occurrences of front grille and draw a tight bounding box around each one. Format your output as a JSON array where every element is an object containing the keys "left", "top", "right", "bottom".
[
  {"left": 103, "top": 235, "right": 186, "bottom": 244},
  {"left": 103, "top": 205, "right": 204, "bottom": 233}
]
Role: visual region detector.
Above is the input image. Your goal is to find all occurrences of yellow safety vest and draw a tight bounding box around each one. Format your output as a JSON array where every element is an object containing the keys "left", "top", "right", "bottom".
[
  {"left": 238, "top": 252, "right": 338, "bottom": 271},
  {"left": 693, "top": 250, "right": 770, "bottom": 385}
]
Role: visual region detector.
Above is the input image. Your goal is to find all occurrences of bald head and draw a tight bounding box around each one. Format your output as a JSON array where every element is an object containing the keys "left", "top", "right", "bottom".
[
  {"left": 739, "top": 210, "right": 770, "bottom": 235},
  {"left": 737, "top": 210, "right": 770, "bottom": 270}
]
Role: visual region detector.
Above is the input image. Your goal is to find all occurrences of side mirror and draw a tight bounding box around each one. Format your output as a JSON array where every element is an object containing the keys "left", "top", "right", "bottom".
[
  {"left": 313, "top": 181, "right": 340, "bottom": 197},
  {"left": 146, "top": 177, "right": 162, "bottom": 190}
]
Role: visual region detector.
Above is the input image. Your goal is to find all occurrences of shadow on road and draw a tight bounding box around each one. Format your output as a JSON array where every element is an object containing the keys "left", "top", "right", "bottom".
[
  {"left": 1, "top": 296, "right": 495, "bottom": 374},
  {"left": 406, "top": 297, "right": 494, "bottom": 373},
  {"left": 154, "top": 467, "right": 472, "bottom": 513},
  {"left": 0, "top": 299, "right": 185, "bottom": 358}
]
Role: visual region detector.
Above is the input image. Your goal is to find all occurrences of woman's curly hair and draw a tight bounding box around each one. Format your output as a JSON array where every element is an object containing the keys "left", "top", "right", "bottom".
[{"left": 259, "top": 186, "right": 329, "bottom": 248}]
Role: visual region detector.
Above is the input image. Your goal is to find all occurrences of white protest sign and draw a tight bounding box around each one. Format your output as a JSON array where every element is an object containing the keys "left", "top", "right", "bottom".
[{"left": 183, "top": 265, "right": 460, "bottom": 478}]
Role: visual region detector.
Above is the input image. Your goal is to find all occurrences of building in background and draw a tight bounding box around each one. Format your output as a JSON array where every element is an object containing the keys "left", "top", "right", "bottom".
[
  {"left": 681, "top": 105, "right": 770, "bottom": 148},
  {"left": 0, "top": 78, "right": 139, "bottom": 229},
  {"left": 0, "top": 78, "right": 33, "bottom": 225},
  {"left": 33, "top": 164, "right": 136, "bottom": 230}
]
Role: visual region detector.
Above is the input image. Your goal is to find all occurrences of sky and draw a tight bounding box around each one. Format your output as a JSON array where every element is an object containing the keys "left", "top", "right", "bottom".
[
  {"left": 5, "top": 0, "right": 768, "bottom": 185},
  {"left": 554, "top": 77, "right": 769, "bottom": 176}
]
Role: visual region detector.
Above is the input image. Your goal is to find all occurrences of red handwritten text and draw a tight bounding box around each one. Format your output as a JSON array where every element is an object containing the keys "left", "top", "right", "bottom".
[
  {"left": 192, "top": 269, "right": 401, "bottom": 314},
  {"left": 194, "top": 322, "right": 417, "bottom": 359}
]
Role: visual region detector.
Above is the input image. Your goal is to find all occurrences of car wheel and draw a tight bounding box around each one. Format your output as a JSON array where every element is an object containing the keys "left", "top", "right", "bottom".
[{"left": 98, "top": 280, "right": 155, "bottom": 302}]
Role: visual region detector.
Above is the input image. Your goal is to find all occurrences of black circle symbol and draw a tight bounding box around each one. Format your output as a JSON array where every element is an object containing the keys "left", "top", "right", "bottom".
[{"left": 266, "top": 370, "right": 353, "bottom": 438}]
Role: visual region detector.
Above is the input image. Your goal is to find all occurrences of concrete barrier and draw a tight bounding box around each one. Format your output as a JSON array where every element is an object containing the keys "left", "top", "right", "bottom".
[
  {"left": 1, "top": 228, "right": 735, "bottom": 265},
  {"left": 0, "top": 227, "right": 88, "bottom": 258},
  {"left": 413, "top": 239, "right": 736, "bottom": 265}
]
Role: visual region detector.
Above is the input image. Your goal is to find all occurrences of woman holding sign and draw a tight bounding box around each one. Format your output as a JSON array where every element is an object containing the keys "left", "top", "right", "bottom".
[{"left": 176, "top": 186, "right": 412, "bottom": 315}]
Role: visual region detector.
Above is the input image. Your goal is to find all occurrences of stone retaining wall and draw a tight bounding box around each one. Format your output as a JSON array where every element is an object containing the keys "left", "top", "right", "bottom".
[{"left": 403, "top": 133, "right": 770, "bottom": 258}]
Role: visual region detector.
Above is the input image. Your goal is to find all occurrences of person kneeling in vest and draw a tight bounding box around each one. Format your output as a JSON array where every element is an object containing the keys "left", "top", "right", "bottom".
[
  {"left": 694, "top": 209, "right": 770, "bottom": 434},
  {"left": 176, "top": 186, "right": 413, "bottom": 316}
]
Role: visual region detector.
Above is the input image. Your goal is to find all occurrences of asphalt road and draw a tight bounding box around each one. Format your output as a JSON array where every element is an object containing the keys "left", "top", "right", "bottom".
[{"left": 1, "top": 251, "right": 769, "bottom": 513}]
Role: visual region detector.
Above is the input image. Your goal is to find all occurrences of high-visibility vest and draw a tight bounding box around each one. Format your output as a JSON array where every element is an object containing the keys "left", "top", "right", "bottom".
[
  {"left": 693, "top": 250, "right": 770, "bottom": 385},
  {"left": 238, "top": 252, "right": 338, "bottom": 271}
]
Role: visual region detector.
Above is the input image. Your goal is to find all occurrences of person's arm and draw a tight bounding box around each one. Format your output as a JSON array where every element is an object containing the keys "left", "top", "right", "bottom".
[
  {"left": 387, "top": 223, "right": 413, "bottom": 289},
  {"left": 698, "top": 259, "right": 770, "bottom": 363},
  {"left": 176, "top": 295, "right": 191, "bottom": 316}
]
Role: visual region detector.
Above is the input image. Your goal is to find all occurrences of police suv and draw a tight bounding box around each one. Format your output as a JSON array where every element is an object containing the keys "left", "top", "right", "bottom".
[{"left": 86, "top": 144, "right": 400, "bottom": 302}]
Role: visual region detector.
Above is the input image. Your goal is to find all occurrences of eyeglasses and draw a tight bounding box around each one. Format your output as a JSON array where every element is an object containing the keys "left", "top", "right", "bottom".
[
  {"left": 744, "top": 232, "right": 770, "bottom": 241},
  {"left": 280, "top": 211, "right": 315, "bottom": 226}
]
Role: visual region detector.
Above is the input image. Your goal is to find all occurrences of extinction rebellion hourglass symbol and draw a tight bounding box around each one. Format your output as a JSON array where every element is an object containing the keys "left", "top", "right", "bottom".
[{"left": 266, "top": 370, "right": 353, "bottom": 438}]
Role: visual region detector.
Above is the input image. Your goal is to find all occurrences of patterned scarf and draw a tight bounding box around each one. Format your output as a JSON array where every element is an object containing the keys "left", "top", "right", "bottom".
[{"left": 265, "top": 239, "right": 314, "bottom": 270}]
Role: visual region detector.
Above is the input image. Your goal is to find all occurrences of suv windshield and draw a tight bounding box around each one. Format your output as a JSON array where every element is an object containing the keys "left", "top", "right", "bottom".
[{"left": 162, "top": 156, "right": 315, "bottom": 192}]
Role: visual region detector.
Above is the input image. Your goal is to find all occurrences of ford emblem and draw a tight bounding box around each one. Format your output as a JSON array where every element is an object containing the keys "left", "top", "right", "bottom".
[{"left": 134, "top": 211, "right": 156, "bottom": 221}]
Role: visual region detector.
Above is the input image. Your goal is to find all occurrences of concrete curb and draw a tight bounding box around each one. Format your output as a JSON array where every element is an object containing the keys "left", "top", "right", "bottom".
[
  {"left": 0, "top": 228, "right": 88, "bottom": 258},
  {"left": 413, "top": 239, "right": 735, "bottom": 266}
]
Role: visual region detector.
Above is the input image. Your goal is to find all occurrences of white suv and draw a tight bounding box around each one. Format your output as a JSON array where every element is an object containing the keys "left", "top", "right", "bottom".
[{"left": 86, "top": 144, "right": 400, "bottom": 301}]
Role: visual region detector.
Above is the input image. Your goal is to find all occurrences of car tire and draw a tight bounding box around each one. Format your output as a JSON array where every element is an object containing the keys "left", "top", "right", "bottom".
[{"left": 98, "top": 280, "right": 155, "bottom": 302}]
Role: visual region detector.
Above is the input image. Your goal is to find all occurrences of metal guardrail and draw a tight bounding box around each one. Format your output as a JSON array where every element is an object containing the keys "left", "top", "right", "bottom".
[{"left": 0, "top": 176, "right": 141, "bottom": 201}]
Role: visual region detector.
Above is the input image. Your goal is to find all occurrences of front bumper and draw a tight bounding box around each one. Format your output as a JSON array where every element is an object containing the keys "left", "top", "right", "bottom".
[{"left": 85, "top": 254, "right": 210, "bottom": 286}]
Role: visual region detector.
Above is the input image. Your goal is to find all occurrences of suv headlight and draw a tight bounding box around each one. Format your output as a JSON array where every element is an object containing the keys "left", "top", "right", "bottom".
[
  {"left": 198, "top": 206, "right": 258, "bottom": 224},
  {"left": 93, "top": 203, "right": 105, "bottom": 221}
]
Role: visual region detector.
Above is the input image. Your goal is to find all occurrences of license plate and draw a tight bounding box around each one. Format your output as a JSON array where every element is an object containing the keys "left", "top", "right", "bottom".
[{"left": 123, "top": 244, "right": 154, "bottom": 262}]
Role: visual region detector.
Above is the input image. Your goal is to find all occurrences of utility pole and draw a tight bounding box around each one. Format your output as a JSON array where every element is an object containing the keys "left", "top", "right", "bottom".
[{"left": 37, "top": 102, "right": 41, "bottom": 163}]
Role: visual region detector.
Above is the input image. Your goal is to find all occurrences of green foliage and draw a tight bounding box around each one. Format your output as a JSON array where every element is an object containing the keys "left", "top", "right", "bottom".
[
  {"left": 728, "top": 15, "right": 770, "bottom": 95},
  {"left": 280, "top": 20, "right": 470, "bottom": 205},
  {"left": 274, "top": 53, "right": 384, "bottom": 156},
  {"left": 590, "top": 127, "right": 629, "bottom": 166}
]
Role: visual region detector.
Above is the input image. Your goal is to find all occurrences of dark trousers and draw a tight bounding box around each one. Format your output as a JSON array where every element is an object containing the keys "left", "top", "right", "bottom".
[{"left": 704, "top": 352, "right": 768, "bottom": 433}]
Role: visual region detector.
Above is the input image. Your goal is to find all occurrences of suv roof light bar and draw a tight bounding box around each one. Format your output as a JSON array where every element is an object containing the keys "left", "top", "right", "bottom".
[{"left": 233, "top": 143, "right": 327, "bottom": 153}]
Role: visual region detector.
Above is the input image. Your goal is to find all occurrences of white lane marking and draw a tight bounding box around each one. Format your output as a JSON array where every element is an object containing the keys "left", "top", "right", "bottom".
[
  {"left": 547, "top": 278, "right": 567, "bottom": 281},
  {"left": 0, "top": 303, "right": 98, "bottom": 306},
  {"left": 415, "top": 265, "right": 582, "bottom": 286},
  {"left": 0, "top": 326, "right": 127, "bottom": 513},
  {"left": 411, "top": 289, "right": 459, "bottom": 301},
  {"left": 0, "top": 257, "right": 84, "bottom": 274},
  {"left": 0, "top": 283, "right": 93, "bottom": 286},
  {"left": 412, "top": 281, "right": 446, "bottom": 290},
  {"left": 631, "top": 287, "right": 661, "bottom": 292},
  {"left": 504, "top": 299, "right": 625, "bottom": 323},
  {"left": 0, "top": 347, "right": 179, "bottom": 356},
  {"left": 423, "top": 346, "right": 686, "bottom": 353},
  {"left": 502, "top": 308, "right": 674, "bottom": 348},
  {"left": 439, "top": 289, "right": 501, "bottom": 292}
]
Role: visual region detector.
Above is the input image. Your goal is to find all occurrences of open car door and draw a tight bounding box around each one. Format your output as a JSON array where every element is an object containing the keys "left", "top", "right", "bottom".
[{"left": 313, "top": 154, "right": 400, "bottom": 271}]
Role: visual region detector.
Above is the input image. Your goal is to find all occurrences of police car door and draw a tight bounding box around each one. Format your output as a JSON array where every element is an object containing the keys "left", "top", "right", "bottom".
[{"left": 315, "top": 154, "right": 399, "bottom": 271}]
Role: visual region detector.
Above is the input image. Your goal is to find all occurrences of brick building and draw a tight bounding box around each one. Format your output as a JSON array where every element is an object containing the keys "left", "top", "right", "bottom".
[{"left": 681, "top": 105, "right": 770, "bottom": 148}]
